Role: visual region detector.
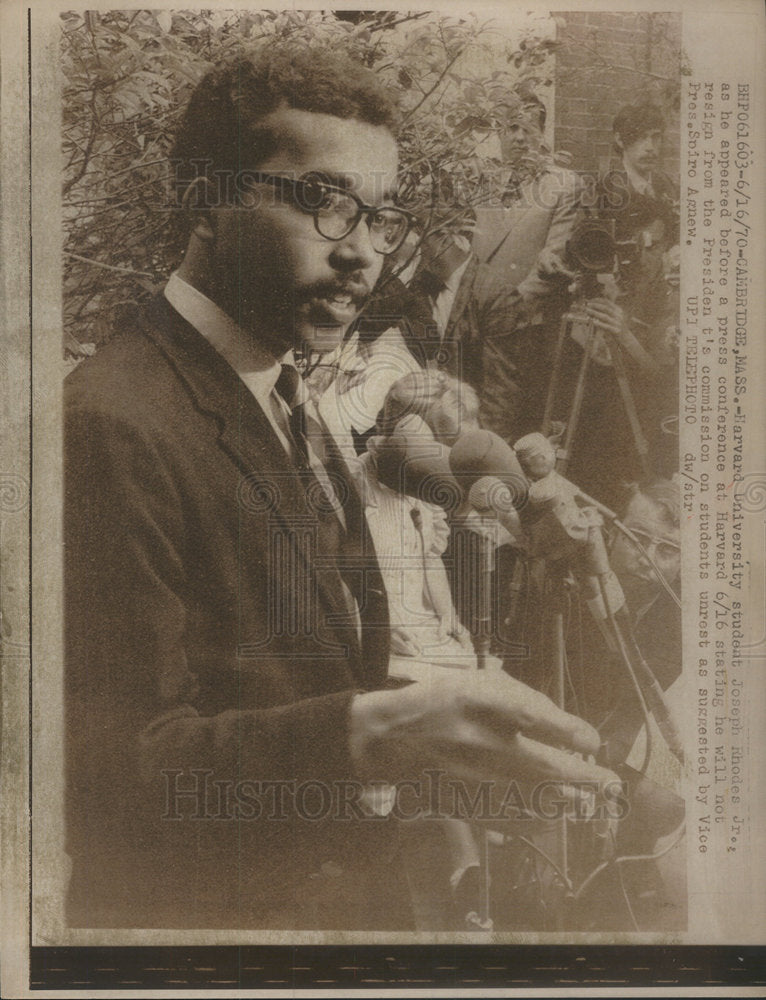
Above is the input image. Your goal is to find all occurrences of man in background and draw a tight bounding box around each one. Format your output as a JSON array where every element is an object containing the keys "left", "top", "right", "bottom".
[
  {"left": 472, "top": 97, "right": 584, "bottom": 304},
  {"left": 575, "top": 102, "right": 680, "bottom": 495},
  {"left": 599, "top": 101, "right": 679, "bottom": 246},
  {"left": 472, "top": 98, "right": 584, "bottom": 438},
  {"left": 409, "top": 216, "right": 529, "bottom": 443}
]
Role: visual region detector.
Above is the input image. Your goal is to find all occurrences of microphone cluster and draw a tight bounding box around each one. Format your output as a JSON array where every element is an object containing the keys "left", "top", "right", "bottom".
[
  {"left": 375, "top": 422, "right": 683, "bottom": 763},
  {"left": 376, "top": 423, "right": 611, "bottom": 564}
]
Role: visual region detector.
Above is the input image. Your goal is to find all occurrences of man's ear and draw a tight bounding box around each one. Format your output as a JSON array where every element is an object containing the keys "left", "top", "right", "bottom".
[
  {"left": 613, "top": 132, "right": 625, "bottom": 153},
  {"left": 181, "top": 176, "right": 216, "bottom": 243}
]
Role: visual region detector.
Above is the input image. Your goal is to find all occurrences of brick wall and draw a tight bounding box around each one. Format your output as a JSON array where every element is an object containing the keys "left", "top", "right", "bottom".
[{"left": 553, "top": 11, "right": 681, "bottom": 181}]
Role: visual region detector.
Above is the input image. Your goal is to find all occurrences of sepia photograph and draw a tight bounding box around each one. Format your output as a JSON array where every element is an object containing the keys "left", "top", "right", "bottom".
[{"left": 1, "top": 0, "right": 764, "bottom": 994}]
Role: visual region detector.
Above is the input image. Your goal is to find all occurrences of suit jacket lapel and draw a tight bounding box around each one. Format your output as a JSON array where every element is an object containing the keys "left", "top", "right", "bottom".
[
  {"left": 484, "top": 176, "right": 541, "bottom": 265},
  {"left": 444, "top": 255, "right": 478, "bottom": 343},
  {"left": 316, "top": 417, "right": 389, "bottom": 687},
  {"left": 140, "top": 296, "right": 365, "bottom": 665},
  {"left": 142, "top": 296, "right": 309, "bottom": 518}
]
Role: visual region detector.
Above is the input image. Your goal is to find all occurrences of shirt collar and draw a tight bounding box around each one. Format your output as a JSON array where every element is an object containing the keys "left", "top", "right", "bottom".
[
  {"left": 396, "top": 251, "right": 421, "bottom": 288},
  {"left": 442, "top": 254, "right": 471, "bottom": 294},
  {"left": 164, "top": 271, "right": 290, "bottom": 402},
  {"left": 624, "top": 164, "right": 655, "bottom": 198}
]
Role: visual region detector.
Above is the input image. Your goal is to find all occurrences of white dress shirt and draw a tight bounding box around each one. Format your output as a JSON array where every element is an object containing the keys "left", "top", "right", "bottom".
[
  {"left": 624, "top": 163, "right": 656, "bottom": 199},
  {"left": 164, "top": 272, "right": 347, "bottom": 528}
]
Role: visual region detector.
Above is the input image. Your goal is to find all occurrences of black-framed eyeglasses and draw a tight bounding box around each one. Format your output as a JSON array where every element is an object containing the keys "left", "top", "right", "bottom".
[{"left": 242, "top": 172, "right": 416, "bottom": 255}]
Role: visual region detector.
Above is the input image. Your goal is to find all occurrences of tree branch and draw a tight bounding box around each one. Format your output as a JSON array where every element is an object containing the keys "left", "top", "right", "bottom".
[
  {"left": 64, "top": 250, "right": 154, "bottom": 279},
  {"left": 367, "top": 12, "right": 430, "bottom": 34},
  {"left": 401, "top": 43, "right": 467, "bottom": 123}
]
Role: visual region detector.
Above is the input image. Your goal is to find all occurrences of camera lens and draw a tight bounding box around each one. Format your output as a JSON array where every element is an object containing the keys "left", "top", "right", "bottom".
[{"left": 567, "top": 221, "right": 616, "bottom": 272}]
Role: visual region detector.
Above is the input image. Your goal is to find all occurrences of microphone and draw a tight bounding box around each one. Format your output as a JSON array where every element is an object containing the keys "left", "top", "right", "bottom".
[
  {"left": 448, "top": 429, "right": 529, "bottom": 508},
  {"left": 513, "top": 433, "right": 620, "bottom": 598},
  {"left": 466, "top": 476, "right": 525, "bottom": 545},
  {"left": 514, "top": 432, "right": 617, "bottom": 522},
  {"left": 374, "top": 421, "right": 463, "bottom": 512},
  {"left": 448, "top": 430, "right": 611, "bottom": 563}
]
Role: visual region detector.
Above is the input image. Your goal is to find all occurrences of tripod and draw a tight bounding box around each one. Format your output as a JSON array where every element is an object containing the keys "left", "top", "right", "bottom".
[{"left": 541, "top": 310, "right": 653, "bottom": 479}]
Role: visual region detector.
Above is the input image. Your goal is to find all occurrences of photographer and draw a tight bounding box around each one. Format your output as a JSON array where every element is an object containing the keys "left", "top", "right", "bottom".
[
  {"left": 531, "top": 104, "right": 679, "bottom": 508},
  {"left": 596, "top": 101, "right": 680, "bottom": 372}
]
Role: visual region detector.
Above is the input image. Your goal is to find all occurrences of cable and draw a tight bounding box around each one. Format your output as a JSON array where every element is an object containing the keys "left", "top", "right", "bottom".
[
  {"left": 613, "top": 831, "right": 641, "bottom": 931},
  {"left": 569, "top": 589, "right": 586, "bottom": 716},
  {"left": 598, "top": 573, "right": 654, "bottom": 775},
  {"left": 573, "top": 818, "right": 686, "bottom": 902},
  {"left": 561, "top": 584, "right": 582, "bottom": 716},
  {"left": 611, "top": 518, "right": 681, "bottom": 609},
  {"left": 514, "top": 834, "right": 574, "bottom": 893}
]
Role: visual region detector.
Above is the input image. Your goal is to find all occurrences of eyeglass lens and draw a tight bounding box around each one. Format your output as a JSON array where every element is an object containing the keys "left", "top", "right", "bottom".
[
  {"left": 298, "top": 180, "right": 408, "bottom": 253},
  {"left": 630, "top": 529, "right": 680, "bottom": 560}
]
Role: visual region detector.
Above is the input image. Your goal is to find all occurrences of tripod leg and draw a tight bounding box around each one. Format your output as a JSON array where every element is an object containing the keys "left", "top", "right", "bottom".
[
  {"left": 557, "top": 318, "right": 597, "bottom": 476},
  {"left": 542, "top": 315, "right": 571, "bottom": 436},
  {"left": 545, "top": 572, "right": 570, "bottom": 920},
  {"left": 475, "top": 533, "right": 494, "bottom": 670},
  {"left": 608, "top": 338, "right": 653, "bottom": 478}
]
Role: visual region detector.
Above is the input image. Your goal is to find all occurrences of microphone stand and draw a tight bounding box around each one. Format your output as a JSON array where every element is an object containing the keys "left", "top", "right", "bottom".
[
  {"left": 451, "top": 508, "right": 518, "bottom": 931},
  {"left": 474, "top": 528, "right": 494, "bottom": 673},
  {"left": 541, "top": 560, "right": 576, "bottom": 926},
  {"left": 447, "top": 424, "right": 684, "bottom": 928},
  {"left": 470, "top": 520, "right": 495, "bottom": 930}
]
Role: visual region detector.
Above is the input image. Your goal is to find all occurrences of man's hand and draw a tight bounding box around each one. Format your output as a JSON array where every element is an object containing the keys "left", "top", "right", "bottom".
[
  {"left": 536, "top": 248, "right": 576, "bottom": 280},
  {"left": 583, "top": 297, "right": 626, "bottom": 337},
  {"left": 350, "top": 670, "right": 616, "bottom": 792},
  {"left": 583, "top": 297, "right": 661, "bottom": 372}
]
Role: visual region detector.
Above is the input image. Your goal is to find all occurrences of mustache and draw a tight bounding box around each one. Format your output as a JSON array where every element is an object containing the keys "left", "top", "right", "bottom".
[{"left": 302, "top": 278, "right": 371, "bottom": 309}]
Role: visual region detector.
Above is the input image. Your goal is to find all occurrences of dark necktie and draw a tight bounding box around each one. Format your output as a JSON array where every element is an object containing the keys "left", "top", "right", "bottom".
[
  {"left": 408, "top": 271, "right": 446, "bottom": 361},
  {"left": 414, "top": 269, "right": 445, "bottom": 301},
  {"left": 502, "top": 171, "right": 523, "bottom": 205},
  {"left": 275, "top": 364, "right": 310, "bottom": 469},
  {"left": 275, "top": 365, "right": 366, "bottom": 652},
  {"left": 275, "top": 363, "right": 345, "bottom": 528}
]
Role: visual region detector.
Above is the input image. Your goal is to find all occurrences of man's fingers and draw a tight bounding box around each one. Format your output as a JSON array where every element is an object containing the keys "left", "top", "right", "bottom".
[
  {"left": 506, "top": 733, "right": 617, "bottom": 787},
  {"left": 429, "top": 727, "right": 618, "bottom": 795},
  {"left": 584, "top": 299, "right": 624, "bottom": 335},
  {"left": 539, "top": 251, "right": 575, "bottom": 278},
  {"left": 468, "top": 672, "right": 602, "bottom": 757},
  {"left": 585, "top": 305, "right": 618, "bottom": 323},
  {"left": 355, "top": 672, "right": 608, "bottom": 789},
  {"left": 481, "top": 730, "right": 618, "bottom": 791},
  {"left": 552, "top": 260, "right": 576, "bottom": 278}
]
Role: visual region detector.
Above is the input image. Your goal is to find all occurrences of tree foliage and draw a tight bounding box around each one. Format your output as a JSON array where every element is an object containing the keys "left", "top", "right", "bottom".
[{"left": 61, "top": 9, "right": 557, "bottom": 351}]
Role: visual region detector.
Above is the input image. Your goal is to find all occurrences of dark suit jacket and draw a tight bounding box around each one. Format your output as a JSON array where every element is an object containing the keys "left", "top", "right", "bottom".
[
  {"left": 353, "top": 273, "right": 438, "bottom": 362},
  {"left": 64, "top": 295, "right": 395, "bottom": 928},
  {"left": 595, "top": 168, "right": 679, "bottom": 245},
  {"left": 424, "top": 255, "right": 530, "bottom": 443}
]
